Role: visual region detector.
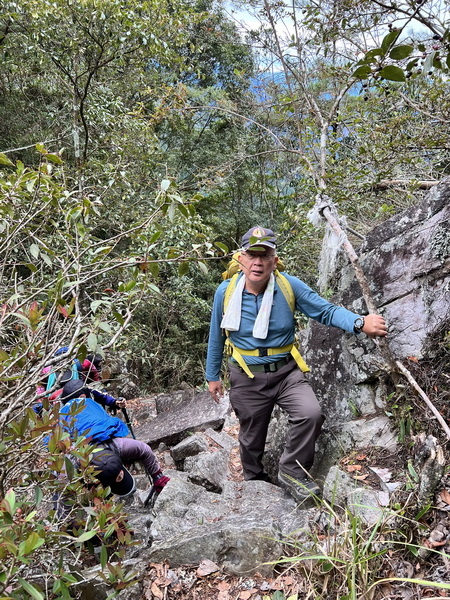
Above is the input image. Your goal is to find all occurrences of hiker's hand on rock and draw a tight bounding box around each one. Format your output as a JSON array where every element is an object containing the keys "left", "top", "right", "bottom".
[
  {"left": 115, "top": 397, "right": 127, "bottom": 408},
  {"left": 363, "top": 314, "right": 388, "bottom": 338},
  {"left": 209, "top": 381, "right": 223, "bottom": 403}
]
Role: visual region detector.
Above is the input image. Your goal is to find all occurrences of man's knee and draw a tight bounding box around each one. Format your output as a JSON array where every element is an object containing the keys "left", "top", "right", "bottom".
[{"left": 290, "top": 406, "right": 324, "bottom": 427}]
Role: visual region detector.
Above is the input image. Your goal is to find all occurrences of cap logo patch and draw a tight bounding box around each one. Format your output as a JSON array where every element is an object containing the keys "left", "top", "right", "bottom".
[{"left": 252, "top": 227, "right": 265, "bottom": 238}]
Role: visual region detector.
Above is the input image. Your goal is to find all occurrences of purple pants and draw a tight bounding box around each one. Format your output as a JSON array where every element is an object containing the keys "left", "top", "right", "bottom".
[{"left": 112, "top": 437, "right": 160, "bottom": 477}]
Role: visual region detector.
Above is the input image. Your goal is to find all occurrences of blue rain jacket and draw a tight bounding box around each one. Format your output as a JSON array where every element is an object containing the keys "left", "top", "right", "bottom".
[{"left": 59, "top": 397, "right": 129, "bottom": 442}]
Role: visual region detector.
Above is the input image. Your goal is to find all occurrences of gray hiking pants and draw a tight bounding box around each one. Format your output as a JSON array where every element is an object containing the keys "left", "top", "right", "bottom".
[
  {"left": 229, "top": 358, "right": 324, "bottom": 480},
  {"left": 112, "top": 437, "right": 160, "bottom": 477}
]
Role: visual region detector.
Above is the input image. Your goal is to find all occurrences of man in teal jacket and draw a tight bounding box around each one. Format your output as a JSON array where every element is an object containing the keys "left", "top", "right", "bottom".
[{"left": 206, "top": 226, "right": 387, "bottom": 501}]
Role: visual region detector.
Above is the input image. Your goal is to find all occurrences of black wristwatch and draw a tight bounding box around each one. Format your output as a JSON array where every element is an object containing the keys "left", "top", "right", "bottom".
[{"left": 354, "top": 316, "right": 365, "bottom": 333}]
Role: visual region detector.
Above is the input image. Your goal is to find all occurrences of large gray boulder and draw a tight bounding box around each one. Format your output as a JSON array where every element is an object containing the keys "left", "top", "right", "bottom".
[
  {"left": 170, "top": 434, "right": 210, "bottom": 466},
  {"left": 132, "top": 471, "right": 314, "bottom": 575},
  {"left": 184, "top": 448, "right": 230, "bottom": 492},
  {"left": 132, "top": 392, "right": 230, "bottom": 446}
]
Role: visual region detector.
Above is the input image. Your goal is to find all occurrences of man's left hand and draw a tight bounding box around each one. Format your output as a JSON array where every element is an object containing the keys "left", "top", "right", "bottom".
[
  {"left": 115, "top": 397, "right": 127, "bottom": 409},
  {"left": 363, "top": 314, "right": 388, "bottom": 338}
]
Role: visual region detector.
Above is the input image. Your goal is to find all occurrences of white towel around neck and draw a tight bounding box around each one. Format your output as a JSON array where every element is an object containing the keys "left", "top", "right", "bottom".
[{"left": 220, "top": 273, "right": 275, "bottom": 339}]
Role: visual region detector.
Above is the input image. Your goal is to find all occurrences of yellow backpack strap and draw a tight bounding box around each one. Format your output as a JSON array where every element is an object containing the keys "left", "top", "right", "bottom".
[
  {"left": 288, "top": 343, "right": 310, "bottom": 373},
  {"left": 223, "top": 271, "right": 255, "bottom": 378},
  {"left": 274, "top": 270, "right": 295, "bottom": 312},
  {"left": 224, "top": 338, "right": 255, "bottom": 378},
  {"left": 223, "top": 272, "right": 240, "bottom": 314},
  {"left": 222, "top": 252, "right": 242, "bottom": 280}
]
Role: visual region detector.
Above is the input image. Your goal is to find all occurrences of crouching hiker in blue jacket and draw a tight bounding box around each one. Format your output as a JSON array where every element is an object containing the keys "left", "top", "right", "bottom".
[{"left": 59, "top": 380, "right": 170, "bottom": 498}]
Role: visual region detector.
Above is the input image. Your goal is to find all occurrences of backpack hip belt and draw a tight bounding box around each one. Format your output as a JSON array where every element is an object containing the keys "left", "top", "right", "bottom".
[{"left": 225, "top": 338, "right": 310, "bottom": 379}]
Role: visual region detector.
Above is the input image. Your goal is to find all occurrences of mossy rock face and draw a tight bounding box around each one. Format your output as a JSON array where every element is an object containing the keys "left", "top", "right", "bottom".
[{"left": 430, "top": 222, "right": 450, "bottom": 262}]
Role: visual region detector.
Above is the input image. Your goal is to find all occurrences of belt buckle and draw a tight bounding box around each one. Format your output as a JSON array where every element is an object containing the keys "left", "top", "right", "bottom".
[
  {"left": 266, "top": 362, "right": 277, "bottom": 373},
  {"left": 259, "top": 348, "right": 268, "bottom": 357}
]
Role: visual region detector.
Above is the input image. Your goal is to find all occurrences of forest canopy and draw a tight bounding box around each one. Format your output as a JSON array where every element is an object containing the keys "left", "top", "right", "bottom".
[{"left": 1, "top": 0, "right": 449, "bottom": 391}]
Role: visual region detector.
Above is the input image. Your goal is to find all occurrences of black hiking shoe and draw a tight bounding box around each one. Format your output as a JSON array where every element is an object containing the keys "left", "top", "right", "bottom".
[
  {"left": 277, "top": 471, "right": 321, "bottom": 503},
  {"left": 249, "top": 472, "right": 271, "bottom": 483}
]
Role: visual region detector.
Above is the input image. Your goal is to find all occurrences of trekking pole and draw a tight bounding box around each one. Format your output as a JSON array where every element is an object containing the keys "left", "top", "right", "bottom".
[
  {"left": 120, "top": 404, "right": 158, "bottom": 506},
  {"left": 143, "top": 485, "right": 157, "bottom": 508},
  {"left": 120, "top": 405, "right": 136, "bottom": 439}
]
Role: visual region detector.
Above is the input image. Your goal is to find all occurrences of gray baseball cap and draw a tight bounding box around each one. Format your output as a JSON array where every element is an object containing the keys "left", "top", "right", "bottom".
[{"left": 240, "top": 226, "right": 276, "bottom": 250}]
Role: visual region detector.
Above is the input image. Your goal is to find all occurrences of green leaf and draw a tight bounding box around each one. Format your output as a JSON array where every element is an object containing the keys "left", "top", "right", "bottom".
[
  {"left": 19, "top": 532, "right": 45, "bottom": 556},
  {"left": 381, "top": 29, "right": 400, "bottom": 53},
  {"left": 197, "top": 261, "right": 208, "bottom": 275},
  {"left": 214, "top": 242, "right": 229, "bottom": 253},
  {"left": 100, "top": 544, "right": 108, "bottom": 569},
  {"left": 379, "top": 65, "right": 406, "bottom": 81},
  {"left": 147, "top": 262, "right": 159, "bottom": 278},
  {"left": 112, "top": 310, "right": 125, "bottom": 326},
  {"left": 167, "top": 247, "right": 182, "bottom": 259},
  {"left": 406, "top": 58, "right": 419, "bottom": 71},
  {"left": 64, "top": 456, "right": 75, "bottom": 481},
  {"left": 365, "top": 48, "right": 383, "bottom": 60},
  {"left": 148, "top": 231, "right": 162, "bottom": 244},
  {"left": 30, "top": 244, "right": 40, "bottom": 259},
  {"left": 177, "top": 204, "right": 189, "bottom": 217},
  {"left": 3, "top": 489, "right": 16, "bottom": 515},
  {"left": 76, "top": 344, "right": 88, "bottom": 363},
  {"left": 367, "top": 577, "right": 450, "bottom": 594},
  {"left": 24, "top": 511, "right": 37, "bottom": 523},
  {"left": 352, "top": 65, "right": 372, "bottom": 78},
  {"left": 68, "top": 207, "right": 82, "bottom": 221},
  {"left": 168, "top": 201, "right": 175, "bottom": 222},
  {"left": 75, "top": 530, "right": 98, "bottom": 543},
  {"left": 148, "top": 283, "right": 161, "bottom": 295},
  {"left": 45, "top": 153, "right": 63, "bottom": 165},
  {"left": 389, "top": 45, "right": 414, "bottom": 60},
  {"left": 40, "top": 253, "right": 52, "bottom": 266},
  {"left": 98, "top": 321, "right": 113, "bottom": 333},
  {"left": 92, "top": 246, "right": 113, "bottom": 256},
  {"left": 17, "top": 578, "right": 44, "bottom": 600},
  {"left": 91, "top": 300, "right": 106, "bottom": 313},
  {"left": 34, "top": 487, "right": 43, "bottom": 505},
  {"left": 407, "top": 459, "right": 419, "bottom": 482},
  {"left": 0, "top": 153, "right": 15, "bottom": 167},
  {"left": 124, "top": 280, "right": 136, "bottom": 292},
  {"left": 76, "top": 221, "right": 86, "bottom": 238},
  {"left": 422, "top": 51, "right": 436, "bottom": 74},
  {"left": 178, "top": 261, "right": 190, "bottom": 276},
  {"left": 160, "top": 179, "right": 171, "bottom": 191},
  {"left": 87, "top": 332, "right": 98, "bottom": 351},
  {"left": 12, "top": 312, "right": 31, "bottom": 328},
  {"left": 22, "top": 262, "right": 38, "bottom": 274}
]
